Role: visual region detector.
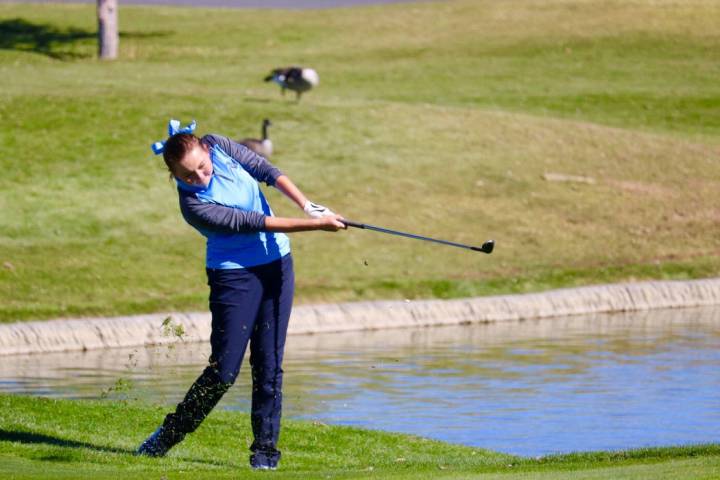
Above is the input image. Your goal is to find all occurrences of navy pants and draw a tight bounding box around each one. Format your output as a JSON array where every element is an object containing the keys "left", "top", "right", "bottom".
[{"left": 160, "top": 254, "right": 294, "bottom": 461}]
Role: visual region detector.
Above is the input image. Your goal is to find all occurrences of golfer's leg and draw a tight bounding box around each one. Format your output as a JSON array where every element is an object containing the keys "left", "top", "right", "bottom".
[
  {"left": 249, "top": 255, "right": 294, "bottom": 466},
  {"left": 158, "top": 365, "right": 230, "bottom": 445},
  {"left": 162, "top": 268, "right": 263, "bottom": 443}
]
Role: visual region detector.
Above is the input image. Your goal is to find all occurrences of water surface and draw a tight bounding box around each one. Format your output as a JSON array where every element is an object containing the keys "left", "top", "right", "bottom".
[{"left": 2, "top": 306, "right": 718, "bottom": 456}]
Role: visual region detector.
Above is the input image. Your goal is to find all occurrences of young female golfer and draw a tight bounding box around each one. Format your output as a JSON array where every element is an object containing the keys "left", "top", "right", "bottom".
[{"left": 137, "top": 120, "right": 345, "bottom": 469}]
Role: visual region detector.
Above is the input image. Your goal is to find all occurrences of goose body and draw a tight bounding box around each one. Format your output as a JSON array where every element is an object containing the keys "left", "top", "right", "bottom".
[
  {"left": 239, "top": 119, "right": 273, "bottom": 158},
  {"left": 264, "top": 67, "right": 319, "bottom": 100}
]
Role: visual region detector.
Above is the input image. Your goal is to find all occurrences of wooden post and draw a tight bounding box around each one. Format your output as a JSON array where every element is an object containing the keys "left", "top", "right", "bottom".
[{"left": 97, "top": 0, "right": 118, "bottom": 60}]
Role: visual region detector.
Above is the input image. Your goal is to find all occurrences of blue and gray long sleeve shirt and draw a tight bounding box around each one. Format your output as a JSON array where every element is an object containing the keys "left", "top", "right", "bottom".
[{"left": 176, "top": 134, "right": 291, "bottom": 269}]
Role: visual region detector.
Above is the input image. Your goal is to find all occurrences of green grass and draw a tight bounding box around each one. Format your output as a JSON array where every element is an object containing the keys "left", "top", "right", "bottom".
[
  {"left": 1, "top": 394, "right": 719, "bottom": 479},
  {"left": 1, "top": 0, "right": 719, "bottom": 321}
]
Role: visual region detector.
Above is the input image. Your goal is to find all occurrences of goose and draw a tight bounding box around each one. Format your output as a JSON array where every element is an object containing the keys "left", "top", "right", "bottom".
[
  {"left": 238, "top": 118, "right": 273, "bottom": 158},
  {"left": 264, "top": 67, "right": 319, "bottom": 100}
]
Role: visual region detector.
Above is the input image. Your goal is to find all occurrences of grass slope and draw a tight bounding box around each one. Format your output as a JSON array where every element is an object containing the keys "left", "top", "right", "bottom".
[
  {"left": 0, "top": 0, "right": 719, "bottom": 321},
  {"left": 1, "top": 394, "right": 719, "bottom": 479}
]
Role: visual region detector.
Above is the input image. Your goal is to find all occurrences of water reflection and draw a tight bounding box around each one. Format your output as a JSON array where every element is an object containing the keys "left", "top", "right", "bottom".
[{"left": 1, "top": 306, "right": 719, "bottom": 456}]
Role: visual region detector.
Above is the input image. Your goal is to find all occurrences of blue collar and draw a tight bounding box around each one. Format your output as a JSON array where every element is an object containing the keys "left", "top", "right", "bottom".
[{"left": 175, "top": 176, "right": 212, "bottom": 193}]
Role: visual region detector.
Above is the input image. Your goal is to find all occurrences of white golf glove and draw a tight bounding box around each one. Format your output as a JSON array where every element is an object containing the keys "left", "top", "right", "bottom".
[{"left": 303, "top": 200, "right": 335, "bottom": 218}]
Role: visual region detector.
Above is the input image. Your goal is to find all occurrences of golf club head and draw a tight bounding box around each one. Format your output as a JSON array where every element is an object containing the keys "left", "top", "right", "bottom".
[{"left": 474, "top": 239, "right": 494, "bottom": 254}]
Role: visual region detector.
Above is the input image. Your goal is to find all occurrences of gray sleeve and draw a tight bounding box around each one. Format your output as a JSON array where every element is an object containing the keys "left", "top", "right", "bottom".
[
  {"left": 179, "top": 189, "right": 266, "bottom": 234},
  {"left": 202, "top": 134, "right": 283, "bottom": 186}
]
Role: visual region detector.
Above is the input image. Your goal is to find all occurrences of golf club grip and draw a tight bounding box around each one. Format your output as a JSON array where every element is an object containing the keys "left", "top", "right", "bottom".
[{"left": 341, "top": 219, "right": 365, "bottom": 229}]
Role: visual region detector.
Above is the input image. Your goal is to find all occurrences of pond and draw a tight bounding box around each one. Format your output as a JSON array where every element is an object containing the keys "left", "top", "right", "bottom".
[{"left": 1, "top": 306, "right": 719, "bottom": 456}]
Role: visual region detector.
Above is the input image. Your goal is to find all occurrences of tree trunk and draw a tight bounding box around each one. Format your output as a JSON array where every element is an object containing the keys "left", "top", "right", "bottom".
[{"left": 97, "top": 0, "right": 118, "bottom": 60}]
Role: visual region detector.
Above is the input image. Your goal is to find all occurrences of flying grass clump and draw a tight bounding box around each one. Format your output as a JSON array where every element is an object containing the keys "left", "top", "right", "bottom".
[{"left": 161, "top": 316, "right": 186, "bottom": 341}]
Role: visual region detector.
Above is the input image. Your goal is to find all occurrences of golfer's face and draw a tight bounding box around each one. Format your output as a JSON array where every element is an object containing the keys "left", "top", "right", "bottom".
[{"left": 175, "top": 144, "right": 213, "bottom": 187}]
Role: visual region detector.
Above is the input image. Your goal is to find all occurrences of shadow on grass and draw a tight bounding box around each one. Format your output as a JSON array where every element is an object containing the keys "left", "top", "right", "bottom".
[
  {"left": 0, "top": 427, "right": 237, "bottom": 467},
  {"left": 0, "top": 18, "right": 170, "bottom": 60},
  {"left": 0, "top": 428, "right": 133, "bottom": 455}
]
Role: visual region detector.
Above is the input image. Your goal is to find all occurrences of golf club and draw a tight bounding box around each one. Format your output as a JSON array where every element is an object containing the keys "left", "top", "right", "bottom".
[{"left": 341, "top": 220, "right": 495, "bottom": 254}]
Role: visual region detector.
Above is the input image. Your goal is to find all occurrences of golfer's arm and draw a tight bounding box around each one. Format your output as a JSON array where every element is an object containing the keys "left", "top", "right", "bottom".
[
  {"left": 179, "top": 191, "right": 266, "bottom": 233},
  {"left": 273, "top": 175, "right": 308, "bottom": 210},
  {"left": 264, "top": 216, "right": 327, "bottom": 232},
  {"left": 208, "top": 136, "right": 307, "bottom": 210},
  {"left": 205, "top": 134, "right": 283, "bottom": 185},
  {"left": 180, "top": 190, "right": 336, "bottom": 234}
]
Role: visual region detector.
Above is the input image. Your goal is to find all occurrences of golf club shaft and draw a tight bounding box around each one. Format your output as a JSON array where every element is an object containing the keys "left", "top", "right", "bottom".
[{"left": 342, "top": 219, "right": 487, "bottom": 252}]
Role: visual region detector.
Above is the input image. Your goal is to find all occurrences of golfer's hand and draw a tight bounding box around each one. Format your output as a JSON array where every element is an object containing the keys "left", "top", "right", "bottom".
[
  {"left": 304, "top": 200, "right": 335, "bottom": 218},
  {"left": 316, "top": 215, "right": 346, "bottom": 231}
]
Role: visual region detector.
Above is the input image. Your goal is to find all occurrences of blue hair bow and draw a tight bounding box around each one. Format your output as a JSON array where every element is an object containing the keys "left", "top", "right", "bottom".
[{"left": 151, "top": 119, "right": 197, "bottom": 155}]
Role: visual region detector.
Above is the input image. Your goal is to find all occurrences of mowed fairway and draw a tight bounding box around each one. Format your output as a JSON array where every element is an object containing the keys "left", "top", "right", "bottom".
[
  {"left": 1, "top": 394, "right": 719, "bottom": 479},
  {"left": 1, "top": 0, "right": 719, "bottom": 322}
]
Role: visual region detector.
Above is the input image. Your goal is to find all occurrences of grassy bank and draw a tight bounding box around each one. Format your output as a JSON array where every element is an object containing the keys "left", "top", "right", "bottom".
[
  {"left": 0, "top": 394, "right": 718, "bottom": 479},
  {"left": 0, "top": 0, "right": 719, "bottom": 321}
]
